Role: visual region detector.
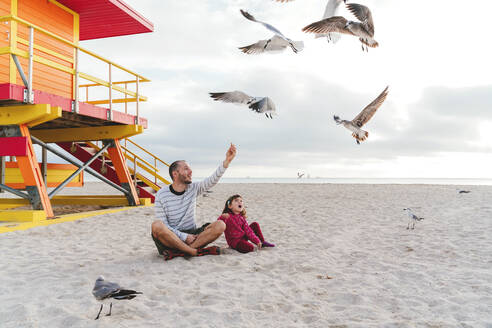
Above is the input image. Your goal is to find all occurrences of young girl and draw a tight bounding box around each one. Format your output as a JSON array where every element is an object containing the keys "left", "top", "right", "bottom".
[{"left": 218, "top": 194, "right": 275, "bottom": 253}]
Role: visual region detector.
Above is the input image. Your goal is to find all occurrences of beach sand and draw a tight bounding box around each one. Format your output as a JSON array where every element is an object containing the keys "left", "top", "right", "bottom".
[{"left": 1, "top": 183, "right": 491, "bottom": 327}]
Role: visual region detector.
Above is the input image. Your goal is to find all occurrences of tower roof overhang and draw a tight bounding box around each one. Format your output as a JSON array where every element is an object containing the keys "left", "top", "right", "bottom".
[{"left": 56, "top": 0, "right": 154, "bottom": 40}]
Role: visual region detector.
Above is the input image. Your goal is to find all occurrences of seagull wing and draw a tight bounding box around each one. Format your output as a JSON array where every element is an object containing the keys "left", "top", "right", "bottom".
[
  {"left": 273, "top": 0, "right": 295, "bottom": 2},
  {"left": 313, "top": 0, "right": 345, "bottom": 42},
  {"left": 302, "top": 16, "right": 353, "bottom": 35},
  {"left": 346, "top": 3, "right": 374, "bottom": 35},
  {"left": 110, "top": 289, "right": 142, "bottom": 300},
  {"left": 239, "top": 39, "right": 273, "bottom": 54},
  {"left": 351, "top": 86, "right": 389, "bottom": 127},
  {"left": 209, "top": 91, "right": 253, "bottom": 105},
  {"left": 249, "top": 97, "right": 275, "bottom": 114},
  {"left": 239, "top": 35, "right": 289, "bottom": 54},
  {"left": 92, "top": 279, "right": 121, "bottom": 300},
  {"left": 240, "top": 9, "right": 288, "bottom": 39}
]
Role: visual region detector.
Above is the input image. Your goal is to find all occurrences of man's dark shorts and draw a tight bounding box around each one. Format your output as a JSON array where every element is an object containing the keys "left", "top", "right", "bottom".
[{"left": 151, "top": 223, "right": 211, "bottom": 255}]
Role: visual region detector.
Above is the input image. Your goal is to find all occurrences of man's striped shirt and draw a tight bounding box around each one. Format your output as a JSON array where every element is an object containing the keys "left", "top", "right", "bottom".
[{"left": 154, "top": 165, "right": 226, "bottom": 241}]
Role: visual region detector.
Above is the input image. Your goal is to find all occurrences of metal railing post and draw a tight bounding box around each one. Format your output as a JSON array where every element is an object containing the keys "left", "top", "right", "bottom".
[
  {"left": 124, "top": 82, "right": 128, "bottom": 114},
  {"left": 154, "top": 158, "right": 157, "bottom": 184},
  {"left": 0, "top": 156, "right": 5, "bottom": 193},
  {"left": 133, "top": 157, "right": 137, "bottom": 188},
  {"left": 27, "top": 26, "right": 34, "bottom": 103},
  {"left": 73, "top": 47, "right": 79, "bottom": 113},
  {"left": 108, "top": 63, "right": 112, "bottom": 120},
  {"left": 135, "top": 76, "right": 139, "bottom": 124},
  {"left": 42, "top": 147, "right": 47, "bottom": 185}
]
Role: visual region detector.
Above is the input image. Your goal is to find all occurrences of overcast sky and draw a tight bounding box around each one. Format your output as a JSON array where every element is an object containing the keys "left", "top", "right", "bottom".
[{"left": 80, "top": 0, "right": 492, "bottom": 179}]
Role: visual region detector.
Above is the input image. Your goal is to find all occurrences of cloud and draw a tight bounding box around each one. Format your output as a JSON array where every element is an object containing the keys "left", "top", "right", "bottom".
[
  {"left": 131, "top": 65, "right": 492, "bottom": 175},
  {"left": 77, "top": 0, "right": 492, "bottom": 178}
]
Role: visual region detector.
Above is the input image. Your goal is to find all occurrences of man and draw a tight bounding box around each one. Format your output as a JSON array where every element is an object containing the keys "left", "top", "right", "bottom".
[{"left": 151, "top": 143, "right": 236, "bottom": 260}]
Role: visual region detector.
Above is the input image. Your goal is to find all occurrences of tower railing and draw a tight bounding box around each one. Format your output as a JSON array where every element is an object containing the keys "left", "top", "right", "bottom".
[
  {"left": 0, "top": 14, "right": 149, "bottom": 121},
  {"left": 88, "top": 138, "right": 171, "bottom": 191}
]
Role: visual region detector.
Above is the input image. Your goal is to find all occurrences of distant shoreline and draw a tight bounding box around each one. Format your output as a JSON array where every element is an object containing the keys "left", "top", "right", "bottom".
[
  {"left": 203, "top": 178, "right": 492, "bottom": 185},
  {"left": 81, "top": 178, "right": 492, "bottom": 186}
]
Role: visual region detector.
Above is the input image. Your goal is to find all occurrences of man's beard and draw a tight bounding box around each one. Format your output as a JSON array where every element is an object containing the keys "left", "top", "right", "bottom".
[{"left": 179, "top": 174, "right": 192, "bottom": 185}]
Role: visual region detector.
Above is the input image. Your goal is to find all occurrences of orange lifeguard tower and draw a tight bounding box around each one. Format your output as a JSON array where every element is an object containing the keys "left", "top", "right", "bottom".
[{"left": 0, "top": 0, "right": 170, "bottom": 230}]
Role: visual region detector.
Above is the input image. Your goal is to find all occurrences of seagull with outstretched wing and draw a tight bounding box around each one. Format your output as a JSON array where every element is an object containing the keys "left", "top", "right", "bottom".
[
  {"left": 333, "top": 86, "right": 389, "bottom": 144},
  {"left": 209, "top": 91, "right": 277, "bottom": 119},
  {"left": 302, "top": 2, "right": 378, "bottom": 51},
  {"left": 92, "top": 276, "right": 142, "bottom": 320},
  {"left": 239, "top": 35, "right": 304, "bottom": 54},
  {"left": 240, "top": 9, "right": 300, "bottom": 54}
]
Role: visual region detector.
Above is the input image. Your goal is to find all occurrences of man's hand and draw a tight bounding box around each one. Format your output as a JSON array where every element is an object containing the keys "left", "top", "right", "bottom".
[
  {"left": 223, "top": 143, "right": 237, "bottom": 168},
  {"left": 185, "top": 234, "right": 197, "bottom": 245}
]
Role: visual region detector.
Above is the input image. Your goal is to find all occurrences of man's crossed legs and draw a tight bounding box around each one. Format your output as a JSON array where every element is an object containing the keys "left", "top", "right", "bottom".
[{"left": 151, "top": 220, "right": 225, "bottom": 260}]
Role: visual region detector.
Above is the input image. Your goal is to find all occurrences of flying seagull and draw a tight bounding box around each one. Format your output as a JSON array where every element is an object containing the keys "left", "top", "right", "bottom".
[
  {"left": 403, "top": 208, "right": 424, "bottom": 230},
  {"left": 272, "top": 0, "right": 295, "bottom": 3},
  {"left": 239, "top": 35, "right": 304, "bottom": 54},
  {"left": 302, "top": 2, "right": 378, "bottom": 51},
  {"left": 297, "top": 172, "right": 305, "bottom": 179},
  {"left": 333, "top": 86, "right": 389, "bottom": 144},
  {"left": 457, "top": 189, "right": 471, "bottom": 194},
  {"left": 314, "top": 0, "right": 346, "bottom": 43},
  {"left": 240, "top": 9, "right": 299, "bottom": 54},
  {"left": 92, "top": 276, "right": 142, "bottom": 320},
  {"left": 209, "top": 91, "right": 277, "bottom": 119}
]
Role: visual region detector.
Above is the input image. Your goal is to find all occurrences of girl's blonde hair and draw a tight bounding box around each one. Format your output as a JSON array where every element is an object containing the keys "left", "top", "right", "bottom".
[{"left": 222, "top": 194, "right": 247, "bottom": 218}]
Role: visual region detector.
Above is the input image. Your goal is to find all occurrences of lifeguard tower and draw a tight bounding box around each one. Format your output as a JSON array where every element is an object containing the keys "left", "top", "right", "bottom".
[{"left": 0, "top": 0, "right": 170, "bottom": 231}]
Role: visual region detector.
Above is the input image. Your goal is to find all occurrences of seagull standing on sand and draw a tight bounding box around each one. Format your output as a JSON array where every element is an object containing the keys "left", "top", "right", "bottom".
[
  {"left": 403, "top": 208, "right": 424, "bottom": 230},
  {"left": 92, "top": 276, "right": 142, "bottom": 320},
  {"left": 302, "top": 2, "right": 378, "bottom": 51},
  {"left": 333, "top": 86, "right": 389, "bottom": 144},
  {"left": 209, "top": 91, "right": 277, "bottom": 119},
  {"left": 240, "top": 9, "right": 300, "bottom": 54}
]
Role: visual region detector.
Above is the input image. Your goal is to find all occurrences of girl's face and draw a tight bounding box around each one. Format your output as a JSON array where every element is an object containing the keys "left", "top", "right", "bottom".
[{"left": 228, "top": 197, "right": 243, "bottom": 214}]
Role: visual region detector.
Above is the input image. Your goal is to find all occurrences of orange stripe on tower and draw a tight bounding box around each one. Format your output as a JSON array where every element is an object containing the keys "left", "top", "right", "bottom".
[
  {"left": 107, "top": 139, "right": 140, "bottom": 205},
  {"left": 16, "top": 124, "right": 54, "bottom": 217}
]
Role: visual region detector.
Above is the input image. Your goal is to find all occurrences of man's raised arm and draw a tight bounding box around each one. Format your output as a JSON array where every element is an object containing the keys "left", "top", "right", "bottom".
[{"left": 196, "top": 143, "right": 237, "bottom": 195}]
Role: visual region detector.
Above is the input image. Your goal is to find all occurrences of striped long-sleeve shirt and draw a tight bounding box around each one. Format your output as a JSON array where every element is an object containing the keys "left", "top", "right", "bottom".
[{"left": 154, "top": 164, "right": 226, "bottom": 241}]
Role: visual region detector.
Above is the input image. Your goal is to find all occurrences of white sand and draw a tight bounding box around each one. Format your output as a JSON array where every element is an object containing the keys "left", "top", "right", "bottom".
[{"left": 1, "top": 183, "right": 491, "bottom": 327}]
